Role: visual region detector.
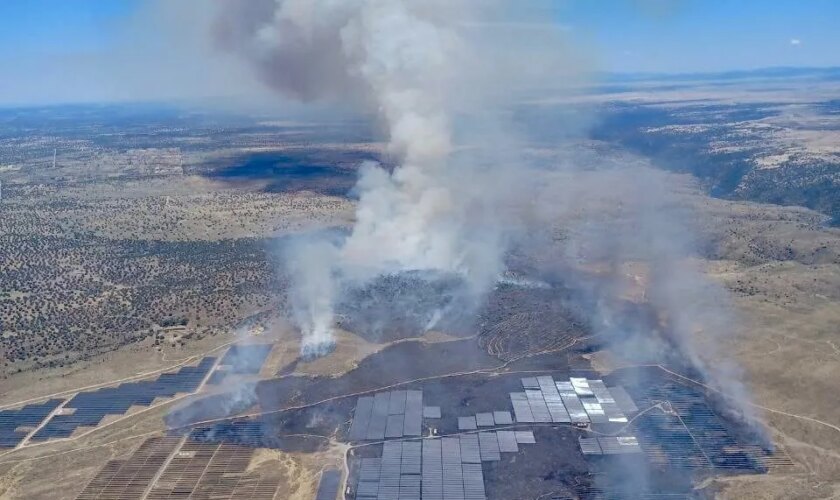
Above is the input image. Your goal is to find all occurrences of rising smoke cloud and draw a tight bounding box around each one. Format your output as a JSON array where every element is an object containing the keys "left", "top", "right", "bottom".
[
  {"left": 210, "top": 0, "right": 767, "bottom": 444},
  {"left": 213, "top": 0, "right": 574, "bottom": 355}
]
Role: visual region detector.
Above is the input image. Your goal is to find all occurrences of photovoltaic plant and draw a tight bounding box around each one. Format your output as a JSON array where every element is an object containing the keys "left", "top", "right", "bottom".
[
  {"left": 348, "top": 390, "right": 424, "bottom": 441},
  {"left": 0, "top": 399, "right": 63, "bottom": 448},
  {"left": 625, "top": 375, "right": 793, "bottom": 472},
  {"left": 30, "top": 357, "right": 215, "bottom": 442}
]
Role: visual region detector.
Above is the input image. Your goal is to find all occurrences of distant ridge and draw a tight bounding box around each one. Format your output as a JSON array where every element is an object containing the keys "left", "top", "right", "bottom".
[{"left": 600, "top": 66, "right": 840, "bottom": 84}]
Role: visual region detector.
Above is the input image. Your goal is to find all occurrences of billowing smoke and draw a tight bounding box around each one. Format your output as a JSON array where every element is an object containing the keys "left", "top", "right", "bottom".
[
  {"left": 527, "top": 159, "right": 770, "bottom": 443},
  {"left": 213, "top": 0, "right": 561, "bottom": 354},
  {"left": 210, "top": 0, "right": 767, "bottom": 445}
]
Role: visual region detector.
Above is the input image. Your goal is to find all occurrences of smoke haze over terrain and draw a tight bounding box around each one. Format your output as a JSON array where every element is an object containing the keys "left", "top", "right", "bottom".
[
  {"left": 210, "top": 0, "right": 767, "bottom": 440},
  {"left": 212, "top": 0, "right": 581, "bottom": 356}
]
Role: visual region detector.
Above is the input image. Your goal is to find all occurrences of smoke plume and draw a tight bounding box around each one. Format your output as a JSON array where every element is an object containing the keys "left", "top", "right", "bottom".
[
  {"left": 211, "top": 0, "right": 767, "bottom": 444},
  {"left": 213, "top": 0, "right": 569, "bottom": 354}
]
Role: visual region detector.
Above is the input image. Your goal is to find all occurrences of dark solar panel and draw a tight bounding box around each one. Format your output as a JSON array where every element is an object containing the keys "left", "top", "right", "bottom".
[
  {"left": 492, "top": 411, "right": 512, "bottom": 425},
  {"left": 403, "top": 390, "right": 423, "bottom": 437},
  {"left": 627, "top": 378, "right": 778, "bottom": 473},
  {"left": 496, "top": 431, "right": 519, "bottom": 453},
  {"left": 315, "top": 469, "right": 342, "bottom": 500},
  {"left": 388, "top": 390, "right": 407, "bottom": 415},
  {"left": 31, "top": 358, "right": 215, "bottom": 442},
  {"left": 461, "top": 462, "right": 486, "bottom": 500},
  {"left": 384, "top": 413, "right": 405, "bottom": 439},
  {"left": 475, "top": 413, "right": 494, "bottom": 427},
  {"left": 348, "top": 396, "right": 375, "bottom": 441},
  {"left": 442, "top": 438, "right": 464, "bottom": 500},
  {"left": 478, "top": 432, "right": 501, "bottom": 461},
  {"left": 422, "top": 439, "right": 443, "bottom": 500},
  {"left": 0, "top": 399, "right": 63, "bottom": 448},
  {"left": 457, "top": 416, "right": 477, "bottom": 431},
  {"left": 459, "top": 434, "right": 481, "bottom": 464},
  {"left": 367, "top": 392, "right": 390, "bottom": 441}
]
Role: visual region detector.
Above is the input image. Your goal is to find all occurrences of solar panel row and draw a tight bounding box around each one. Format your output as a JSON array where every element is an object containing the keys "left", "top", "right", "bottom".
[
  {"left": 404, "top": 390, "right": 423, "bottom": 437},
  {"left": 461, "top": 463, "right": 486, "bottom": 500},
  {"left": 509, "top": 392, "right": 534, "bottom": 423},
  {"left": 349, "top": 390, "right": 424, "bottom": 442},
  {"left": 146, "top": 441, "right": 280, "bottom": 499},
  {"left": 496, "top": 431, "right": 519, "bottom": 453},
  {"left": 422, "top": 439, "right": 443, "bottom": 500},
  {"left": 492, "top": 411, "right": 512, "bottom": 425},
  {"left": 514, "top": 431, "right": 536, "bottom": 444},
  {"left": 316, "top": 469, "right": 342, "bottom": 500},
  {"left": 459, "top": 434, "right": 481, "bottom": 464},
  {"left": 630, "top": 381, "right": 772, "bottom": 472},
  {"left": 477, "top": 432, "right": 501, "bottom": 462},
  {"left": 0, "top": 398, "right": 63, "bottom": 448},
  {"left": 32, "top": 358, "right": 215, "bottom": 442},
  {"left": 77, "top": 436, "right": 183, "bottom": 499},
  {"left": 457, "top": 416, "right": 477, "bottom": 431},
  {"left": 379, "top": 441, "right": 402, "bottom": 499},
  {"left": 520, "top": 377, "right": 540, "bottom": 390},
  {"left": 525, "top": 390, "right": 552, "bottom": 423},
  {"left": 442, "top": 437, "right": 464, "bottom": 500},
  {"left": 388, "top": 390, "right": 407, "bottom": 415},
  {"left": 348, "top": 396, "right": 375, "bottom": 441},
  {"left": 598, "top": 436, "right": 642, "bottom": 455},
  {"left": 608, "top": 386, "right": 639, "bottom": 414},
  {"left": 369, "top": 392, "right": 391, "bottom": 441},
  {"left": 538, "top": 376, "right": 571, "bottom": 423},
  {"left": 578, "top": 437, "right": 602, "bottom": 455}
]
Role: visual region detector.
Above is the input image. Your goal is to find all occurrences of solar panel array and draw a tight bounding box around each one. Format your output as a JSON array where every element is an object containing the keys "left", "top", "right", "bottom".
[
  {"left": 514, "top": 431, "right": 535, "bottom": 444},
  {"left": 477, "top": 432, "right": 501, "bottom": 461},
  {"left": 459, "top": 434, "right": 481, "bottom": 463},
  {"left": 349, "top": 390, "right": 424, "bottom": 441},
  {"left": 475, "top": 413, "right": 494, "bottom": 427},
  {"left": 146, "top": 441, "right": 280, "bottom": 499},
  {"left": 207, "top": 344, "right": 272, "bottom": 385},
  {"left": 76, "top": 436, "right": 183, "bottom": 500},
  {"left": 628, "top": 381, "right": 790, "bottom": 472},
  {"left": 606, "top": 386, "right": 639, "bottom": 415},
  {"left": 354, "top": 429, "right": 536, "bottom": 500},
  {"left": 538, "top": 376, "right": 571, "bottom": 423},
  {"left": 32, "top": 357, "right": 216, "bottom": 442},
  {"left": 457, "top": 416, "right": 477, "bottom": 431},
  {"left": 316, "top": 469, "right": 342, "bottom": 500},
  {"left": 510, "top": 376, "right": 632, "bottom": 426},
  {"left": 580, "top": 436, "right": 643, "bottom": 456},
  {"left": 492, "top": 411, "right": 512, "bottom": 425},
  {"left": 578, "top": 437, "right": 602, "bottom": 455},
  {"left": 0, "top": 399, "right": 63, "bottom": 448}
]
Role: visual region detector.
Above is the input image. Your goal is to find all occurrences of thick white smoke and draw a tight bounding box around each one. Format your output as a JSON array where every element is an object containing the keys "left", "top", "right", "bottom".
[{"left": 214, "top": 0, "right": 536, "bottom": 353}]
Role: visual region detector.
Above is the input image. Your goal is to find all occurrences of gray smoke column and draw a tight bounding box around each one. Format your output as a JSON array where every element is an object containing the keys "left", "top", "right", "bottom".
[{"left": 213, "top": 0, "right": 539, "bottom": 354}]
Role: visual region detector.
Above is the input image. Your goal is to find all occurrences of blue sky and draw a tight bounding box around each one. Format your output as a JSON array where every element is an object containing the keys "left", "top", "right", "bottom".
[
  {"left": 0, "top": 0, "right": 138, "bottom": 56},
  {"left": 553, "top": 0, "right": 840, "bottom": 73},
  {"left": 0, "top": 0, "right": 839, "bottom": 105}
]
